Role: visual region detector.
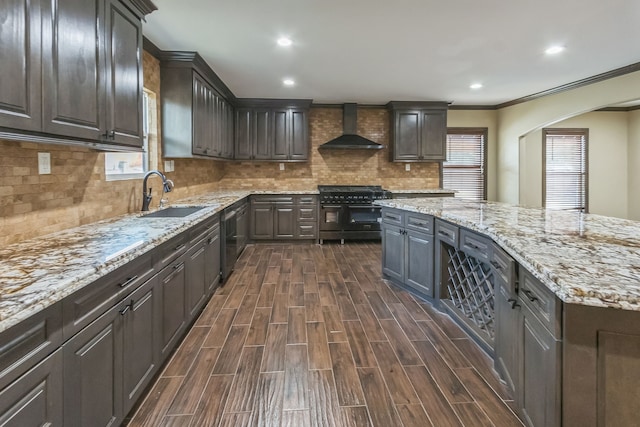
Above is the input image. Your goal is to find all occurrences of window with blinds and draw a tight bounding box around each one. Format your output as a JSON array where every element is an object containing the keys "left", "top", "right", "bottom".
[
  {"left": 543, "top": 129, "right": 588, "bottom": 212},
  {"left": 443, "top": 128, "right": 487, "bottom": 201}
]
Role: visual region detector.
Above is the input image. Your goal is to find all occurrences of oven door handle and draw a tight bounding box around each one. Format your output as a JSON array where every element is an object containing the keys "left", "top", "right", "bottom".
[{"left": 321, "top": 205, "right": 345, "bottom": 208}]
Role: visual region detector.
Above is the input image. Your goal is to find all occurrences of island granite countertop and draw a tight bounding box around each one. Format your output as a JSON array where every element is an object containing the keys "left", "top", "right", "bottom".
[{"left": 375, "top": 198, "right": 640, "bottom": 311}]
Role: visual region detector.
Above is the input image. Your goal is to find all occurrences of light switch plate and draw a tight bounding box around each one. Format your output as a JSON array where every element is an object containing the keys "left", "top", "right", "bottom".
[
  {"left": 164, "top": 160, "right": 172, "bottom": 172},
  {"left": 279, "top": 163, "right": 285, "bottom": 171},
  {"left": 405, "top": 163, "right": 411, "bottom": 171},
  {"left": 38, "top": 152, "right": 51, "bottom": 174}
]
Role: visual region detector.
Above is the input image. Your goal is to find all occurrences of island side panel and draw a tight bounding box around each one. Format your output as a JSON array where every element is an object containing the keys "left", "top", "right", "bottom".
[{"left": 564, "top": 303, "right": 640, "bottom": 426}]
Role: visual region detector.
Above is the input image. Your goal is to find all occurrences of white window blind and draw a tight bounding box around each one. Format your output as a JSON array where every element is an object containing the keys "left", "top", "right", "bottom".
[
  {"left": 443, "top": 129, "right": 486, "bottom": 201},
  {"left": 543, "top": 129, "right": 588, "bottom": 212}
]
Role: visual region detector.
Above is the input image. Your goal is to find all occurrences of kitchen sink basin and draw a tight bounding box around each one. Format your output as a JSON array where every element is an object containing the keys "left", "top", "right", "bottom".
[{"left": 141, "top": 206, "right": 206, "bottom": 218}]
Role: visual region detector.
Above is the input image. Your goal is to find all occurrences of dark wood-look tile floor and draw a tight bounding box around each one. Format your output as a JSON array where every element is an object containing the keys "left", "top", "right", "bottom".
[{"left": 127, "top": 243, "right": 524, "bottom": 427}]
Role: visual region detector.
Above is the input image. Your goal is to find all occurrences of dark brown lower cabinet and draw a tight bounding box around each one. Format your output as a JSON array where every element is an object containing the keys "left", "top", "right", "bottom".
[
  {"left": 519, "top": 303, "right": 561, "bottom": 427},
  {"left": 381, "top": 209, "right": 434, "bottom": 299},
  {"left": 493, "top": 276, "right": 520, "bottom": 397},
  {"left": 63, "top": 272, "right": 162, "bottom": 427},
  {"left": 63, "top": 298, "right": 124, "bottom": 427},
  {"left": 159, "top": 257, "right": 187, "bottom": 359},
  {"left": 122, "top": 274, "right": 161, "bottom": 414},
  {"left": 0, "top": 348, "right": 63, "bottom": 426},
  {"left": 186, "top": 239, "right": 208, "bottom": 319},
  {"left": 274, "top": 206, "right": 295, "bottom": 238}
]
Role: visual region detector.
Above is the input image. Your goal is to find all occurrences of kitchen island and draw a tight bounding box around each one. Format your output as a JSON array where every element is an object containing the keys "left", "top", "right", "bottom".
[{"left": 376, "top": 197, "right": 640, "bottom": 427}]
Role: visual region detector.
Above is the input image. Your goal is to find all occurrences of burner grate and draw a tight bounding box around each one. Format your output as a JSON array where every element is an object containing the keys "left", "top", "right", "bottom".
[{"left": 446, "top": 246, "right": 495, "bottom": 340}]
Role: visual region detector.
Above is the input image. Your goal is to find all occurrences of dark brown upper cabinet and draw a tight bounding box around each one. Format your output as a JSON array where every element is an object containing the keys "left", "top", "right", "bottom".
[
  {"left": 160, "top": 54, "right": 235, "bottom": 160},
  {"left": 0, "top": 0, "right": 153, "bottom": 150},
  {"left": 234, "top": 100, "right": 311, "bottom": 162},
  {"left": 387, "top": 101, "right": 448, "bottom": 162}
]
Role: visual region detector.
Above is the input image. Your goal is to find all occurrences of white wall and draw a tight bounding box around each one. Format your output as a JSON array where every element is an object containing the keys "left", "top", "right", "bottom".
[
  {"left": 628, "top": 110, "right": 640, "bottom": 219},
  {"left": 497, "top": 70, "right": 640, "bottom": 204},
  {"left": 519, "top": 112, "right": 629, "bottom": 218},
  {"left": 447, "top": 109, "right": 498, "bottom": 201}
]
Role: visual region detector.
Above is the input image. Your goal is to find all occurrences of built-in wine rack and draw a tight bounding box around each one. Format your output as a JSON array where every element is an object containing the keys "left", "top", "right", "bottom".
[{"left": 445, "top": 246, "right": 495, "bottom": 341}]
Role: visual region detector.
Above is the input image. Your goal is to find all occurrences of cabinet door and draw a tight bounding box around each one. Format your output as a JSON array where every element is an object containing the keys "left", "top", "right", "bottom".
[
  {"left": 251, "top": 205, "right": 274, "bottom": 239},
  {"left": 420, "top": 109, "right": 447, "bottom": 160},
  {"left": 159, "top": 259, "right": 187, "bottom": 359},
  {"left": 63, "top": 302, "right": 123, "bottom": 427},
  {"left": 289, "top": 109, "right": 308, "bottom": 160},
  {"left": 42, "top": 0, "right": 105, "bottom": 140},
  {"left": 520, "top": 306, "right": 561, "bottom": 427},
  {"left": 494, "top": 278, "right": 519, "bottom": 397},
  {"left": 104, "top": 0, "right": 143, "bottom": 147},
  {"left": 0, "top": 349, "right": 63, "bottom": 427},
  {"left": 192, "top": 74, "right": 208, "bottom": 155},
  {"left": 205, "top": 227, "right": 221, "bottom": 295},
  {"left": 186, "top": 239, "right": 208, "bottom": 320},
  {"left": 405, "top": 230, "right": 434, "bottom": 297},
  {"left": 272, "top": 109, "right": 289, "bottom": 160},
  {"left": 224, "top": 102, "right": 235, "bottom": 158},
  {"left": 235, "top": 108, "right": 252, "bottom": 159},
  {"left": 254, "top": 109, "right": 272, "bottom": 160},
  {"left": 0, "top": 0, "right": 42, "bottom": 131},
  {"left": 393, "top": 110, "right": 421, "bottom": 160},
  {"left": 209, "top": 92, "right": 221, "bottom": 156},
  {"left": 274, "top": 206, "right": 295, "bottom": 238},
  {"left": 122, "top": 274, "right": 160, "bottom": 414},
  {"left": 382, "top": 224, "right": 405, "bottom": 282}
]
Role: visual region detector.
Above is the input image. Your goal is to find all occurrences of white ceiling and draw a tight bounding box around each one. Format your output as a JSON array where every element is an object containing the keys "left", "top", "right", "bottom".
[{"left": 143, "top": 0, "right": 640, "bottom": 106}]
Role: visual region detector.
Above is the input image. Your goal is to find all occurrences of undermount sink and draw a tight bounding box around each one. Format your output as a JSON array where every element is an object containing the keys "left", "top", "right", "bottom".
[{"left": 141, "top": 206, "right": 206, "bottom": 218}]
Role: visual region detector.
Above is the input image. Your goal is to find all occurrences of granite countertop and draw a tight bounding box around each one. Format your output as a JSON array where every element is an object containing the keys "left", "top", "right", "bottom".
[
  {"left": 375, "top": 198, "right": 640, "bottom": 311},
  {"left": 0, "top": 188, "right": 323, "bottom": 333}
]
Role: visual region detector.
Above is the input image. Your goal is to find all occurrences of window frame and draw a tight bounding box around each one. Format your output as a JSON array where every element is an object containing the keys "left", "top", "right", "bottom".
[
  {"left": 542, "top": 128, "right": 589, "bottom": 212},
  {"left": 443, "top": 127, "right": 488, "bottom": 201}
]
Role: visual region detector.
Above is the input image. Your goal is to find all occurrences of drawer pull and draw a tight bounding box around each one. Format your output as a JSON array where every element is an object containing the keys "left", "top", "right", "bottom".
[
  {"left": 119, "top": 304, "right": 130, "bottom": 316},
  {"left": 413, "top": 222, "right": 427, "bottom": 227},
  {"left": 438, "top": 230, "right": 451, "bottom": 237},
  {"left": 490, "top": 261, "right": 503, "bottom": 270},
  {"left": 522, "top": 289, "right": 538, "bottom": 302},
  {"left": 466, "top": 243, "right": 481, "bottom": 251},
  {"left": 174, "top": 244, "right": 186, "bottom": 251},
  {"left": 118, "top": 275, "right": 138, "bottom": 288},
  {"left": 508, "top": 298, "right": 520, "bottom": 309}
]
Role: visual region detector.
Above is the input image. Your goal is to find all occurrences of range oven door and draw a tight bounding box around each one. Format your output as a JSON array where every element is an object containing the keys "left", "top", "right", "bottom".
[
  {"left": 344, "top": 205, "right": 381, "bottom": 231},
  {"left": 319, "top": 205, "right": 344, "bottom": 232}
]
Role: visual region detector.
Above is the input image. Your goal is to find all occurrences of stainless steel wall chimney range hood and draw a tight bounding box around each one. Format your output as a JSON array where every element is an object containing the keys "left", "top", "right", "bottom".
[{"left": 318, "top": 103, "right": 384, "bottom": 150}]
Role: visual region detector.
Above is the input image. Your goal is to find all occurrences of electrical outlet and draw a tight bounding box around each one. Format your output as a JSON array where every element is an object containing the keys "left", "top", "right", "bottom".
[
  {"left": 405, "top": 163, "right": 411, "bottom": 171},
  {"left": 279, "top": 163, "right": 285, "bottom": 171},
  {"left": 38, "top": 152, "right": 51, "bottom": 174},
  {"left": 164, "top": 160, "right": 172, "bottom": 172}
]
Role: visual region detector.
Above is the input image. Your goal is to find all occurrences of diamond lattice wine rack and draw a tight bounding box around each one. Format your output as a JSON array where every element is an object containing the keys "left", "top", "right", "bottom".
[{"left": 442, "top": 246, "right": 495, "bottom": 345}]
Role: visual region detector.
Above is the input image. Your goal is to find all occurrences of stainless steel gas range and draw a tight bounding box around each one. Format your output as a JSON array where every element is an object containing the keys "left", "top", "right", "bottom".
[{"left": 317, "top": 185, "right": 392, "bottom": 244}]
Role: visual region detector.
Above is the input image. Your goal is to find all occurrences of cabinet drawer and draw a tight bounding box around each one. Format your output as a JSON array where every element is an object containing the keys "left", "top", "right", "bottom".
[
  {"left": 251, "top": 195, "right": 294, "bottom": 204},
  {"left": 62, "top": 253, "right": 154, "bottom": 339},
  {"left": 435, "top": 219, "right": 458, "bottom": 247},
  {"left": 491, "top": 243, "right": 517, "bottom": 289},
  {"left": 405, "top": 213, "right": 434, "bottom": 235},
  {"left": 381, "top": 209, "right": 403, "bottom": 226},
  {"left": 297, "top": 195, "right": 318, "bottom": 205},
  {"left": 519, "top": 270, "right": 562, "bottom": 338},
  {"left": 155, "top": 233, "right": 188, "bottom": 269},
  {"left": 459, "top": 228, "right": 491, "bottom": 263},
  {"left": 189, "top": 214, "right": 220, "bottom": 243},
  {"left": 298, "top": 207, "right": 317, "bottom": 221},
  {"left": 0, "top": 303, "right": 63, "bottom": 390},
  {"left": 297, "top": 222, "right": 318, "bottom": 239}
]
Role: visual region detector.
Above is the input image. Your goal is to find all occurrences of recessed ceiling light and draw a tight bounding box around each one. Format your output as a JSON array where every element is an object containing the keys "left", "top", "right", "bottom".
[
  {"left": 470, "top": 83, "right": 483, "bottom": 90},
  {"left": 277, "top": 37, "right": 292, "bottom": 47},
  {"left": 545, "top": 45, "right": 565, "bottom": 55},
  {"left": 283, "top": 78, "right": 295, "bottom": 86}
]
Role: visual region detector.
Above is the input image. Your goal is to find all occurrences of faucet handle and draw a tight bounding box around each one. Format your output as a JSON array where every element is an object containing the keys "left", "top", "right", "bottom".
[{"left": 164, "top": 179, "right": 174, "bottom": 193}]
